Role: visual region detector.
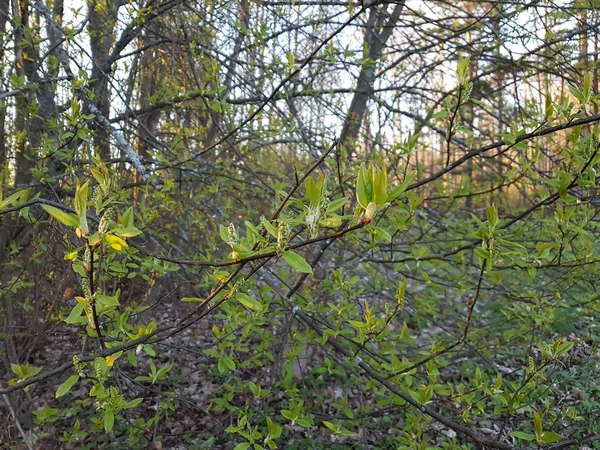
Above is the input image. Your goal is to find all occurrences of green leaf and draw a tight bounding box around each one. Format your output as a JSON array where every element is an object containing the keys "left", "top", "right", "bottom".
[
  {"left": 11, "top": 363, "right": 25, "bottom": 377},
  {"left": 181, "top": 297, "right": 203, "bottom": 303},
  {"left": 248, "top": 381, "right": 259, "bottom": 396},
  {"left": 456, "top": 55, "right": 470, "bottom": 85},
  {"left": 502, "top": 133, "right": 516, "bottom": 145},
  {"left": 89, "top": 382, "right": 104, "bottom": 397},
  {"left": 568, "top": 85, "right": 584, "bottom": 103},
  {"left": 56, "top": 374, "right": 79, "bottom": 398},
  {"left": 305, "top": 176, "right": 321, "bottom": 207},
  {"left": 236, "top": 293, "right": 262, "bottom": 311},
  {"left": 261, "top": 217, "right": 278, "bottom": 238},
  {"left": 512, "top": 431, "right": 535, "bottom": 441},
  {"left": 122, "top": 398, "right": 143, "bottom": 409},
  {"left": 267, "top": 416, "right": 282, "bottom": 438},
  {"left": 327, "top": 196, "right": 348, "bottom": 213},
  {"left": 281, "top": 410, "right": 295, "bottom": 421},
  {"left": 0, "top": 190, "right": 28, "bottom": 209},
  {"left": 583, "top": 72, "right": 592, "bottom": 103},
  {"left": 514, "top": 141, "right": 528, "bottom": 151},
  {"left": 283, "top": 251, "right": 313, "bottom": 274},
  {"left": 545, "top": 93, "right": 554, "bottom": 118},
  {"left": 317, "top": 214, "right": 342, "bottom": 228},
  {"left": 533, "top": 410, "right": 543, "bottom": 439},
  {"left": 455, "top": 125, "right": 472, "bottom": 134},
  {"left": 96, "top": 293, "right": 119, "bottom": 307},
  {"left": 121, "top": 206, "right": 134, "bottom": 228},
  {"left": 156, "top": 364, "right": 173, "bottom": 378},
  {"left": 541, "top": 431, "right": 564, "bottom": 443},
  {"left": 388, "top": 175, "right": 413, "bottom": 201},
  {"left": 474, "top": 247, "right": 490, "bottom": 261},
  {"left": 323, "top": 421, "right": 337, "bottom": 432},
  {"left": 368, "top": 163, "right": 376, "bottom": 192},
  {"left": 222, "top": 355, "right": 236, "bottom": 372},
  {"left": 87, "top": 232, "right": 100, "bottom": 247},
  {"left": 373, "top": 227, "right": 392, "bottom": 243},
  {"left": 112, "top": 227, "right": 142, "bottom": 237},
  {"left": 72, "top": 261, "right": 87, "bottom": 277},
  {"left": 42, "top": 204, "right": 80, "bottom": 228},
  {"left": 74, "top": 181, "right": 90, "bottom": 235},
  {"left": 486, "top": 204, "right": 498, "bottom": 228},
  {"left": 286, "top": 51, "right": 295, "bottom": 67},
  {"left": 244, "top": 221, "right": 260, "bottom": 241},
  {"left": 471, "top": 213, "right": 485, "bottom": 228},
  {"left": 420, "top": 384, "right": 434, "bottom": 404},
  {"left": 407, "top": 132, "right": 421, "bottom": 151},
  {"left": 372, "top": 165, "right": 388, "bottom": 205},
  {"left": 65, "top": 302, "right": 87, "bottom": 324},
  {"left": 556, "top": 341, "right": 574, "bottom": 356},
  {"left": 296, "top": 417, "right": 311, "bottom": 427},
  {"left": 319, "top": 215, "right": 342, "bottom": 228},
  {"left": 233, "top": 444, "right": 251, "bottom": 450},
  {"left": 127, "top": 351, "right": 138, "bottom": 367},
  {"left": 209, "top": 98, "right": 222, "bottom": 112},
  {"left": 103, "top": 409, "right": 114, "bottom": 433},
  {"left": 219, "top": 225, "right": 230, "bottom": 244},
  {"left": 356, "top": 165, "right": 371, "bottom": 208}
]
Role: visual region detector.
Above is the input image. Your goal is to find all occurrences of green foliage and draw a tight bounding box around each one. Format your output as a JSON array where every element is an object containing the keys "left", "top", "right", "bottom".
[
  {"left": 356, "top": 163, "right": 388, "bottom": 209},
  {"left": 3, "top": 2, "right": 600, "bottom": 450},
  {"left": 9, "top": 363, "right": 42, "bottom": 392},
  {"left": 282, "top": 250, "right": 313, "bottom": 274}
]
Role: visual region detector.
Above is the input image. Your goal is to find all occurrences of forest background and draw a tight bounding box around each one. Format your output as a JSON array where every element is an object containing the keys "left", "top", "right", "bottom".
[{"left": 2, "top": 0, "right": 600, "bottom": 449}]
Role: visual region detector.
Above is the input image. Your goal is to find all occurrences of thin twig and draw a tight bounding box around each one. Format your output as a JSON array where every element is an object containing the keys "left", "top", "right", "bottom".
[{"left": 2, "top": 393, "right": 35, "bottom": 450}]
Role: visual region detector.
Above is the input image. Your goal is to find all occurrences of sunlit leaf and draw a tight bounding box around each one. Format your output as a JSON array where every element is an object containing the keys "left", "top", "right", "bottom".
[
  {"left": 112, "top": 227, "right": 142, "bottom": 237},
  {"left": 236, "top": 293, "right": 262, "bottom": 311},
  {"left": 283, "top": 251, "right": 313, "bottom": 274},
  {"left": 103, "top": 409, "right": 114, "bottom": 432},
  {"left": 106, "top": 233, "right": 128, "bottom": 250},
  {"left": 56, "top": 375, "right": 79, "bottom": 398},
  {"left": 65, "top": 302, "right": 87, "bottom": 324},
  {"left": 356, "top": 165, "right": 371, "bottom": 208},
  {"left": 541, "top": 431, "right": 564, "bottom": 443},
  {"left": 42, "top": 204, "right": 80, "bottom": 228},
  {"left": 372, "top": 166, "right": 388, "bottom": 205},
  {"left": 512, "top": 431, "right": 535, "bottom": 441}
]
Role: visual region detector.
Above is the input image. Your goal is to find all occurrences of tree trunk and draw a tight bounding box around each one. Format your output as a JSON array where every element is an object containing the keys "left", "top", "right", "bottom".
[
  {"left": 1, "top": 0, "right": 63, "bottom": 262},
  {"left": 13, "top": 0, "right": 34, "bottom": 186},
  {"left": 88, "top": 0, "right": 119, "bottom": 159},
  {"left": 580, "top": 8, "right": 589, "bottom": 74},
  {"left": 134, "top": 28, "right": 166, "bottom": 205},
  {"left": 340, "top": 1, "right": 405, "bottom": 160},
  {"left": 0, "top": 0, "right": 8, "bottom": 171}
]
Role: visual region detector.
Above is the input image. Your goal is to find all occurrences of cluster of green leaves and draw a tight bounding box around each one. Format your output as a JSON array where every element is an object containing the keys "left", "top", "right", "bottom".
[
  {"left": 28, "top": 159, "right": 176, "bottom": 438},
  {"left": 6, "top": 35, "right": 600, "bottom": 450},
  {"left": 214, "top": 172, "right": 353, "bottom": 278}
]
